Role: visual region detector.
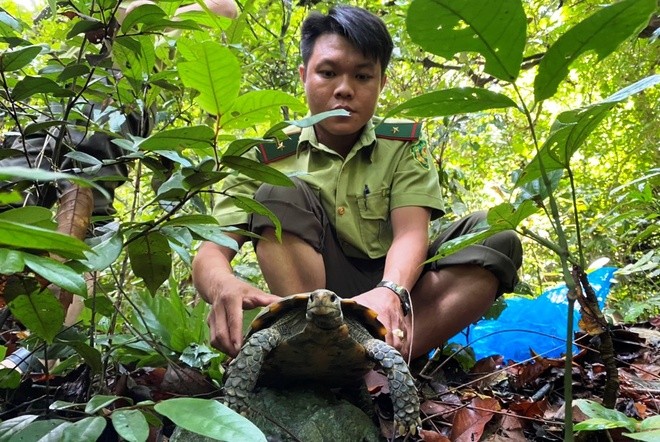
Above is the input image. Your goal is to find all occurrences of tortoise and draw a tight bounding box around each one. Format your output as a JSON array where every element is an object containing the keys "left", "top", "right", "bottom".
[{"left": 223, "top": 289, "right": 421, "bottom": 436}]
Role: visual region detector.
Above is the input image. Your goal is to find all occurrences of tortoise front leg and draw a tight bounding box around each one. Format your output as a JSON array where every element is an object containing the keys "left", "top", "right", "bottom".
[
  {"left": 223, "top": 328, "right": 282, "bottom": 413},
  {"left": 364, "top": 338, "right": 421, "bottom": 436}
]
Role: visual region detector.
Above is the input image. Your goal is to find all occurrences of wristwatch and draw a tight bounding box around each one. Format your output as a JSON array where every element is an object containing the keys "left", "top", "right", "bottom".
[{"left": 376, "top": 280, "right": 411, "bottom": 316}]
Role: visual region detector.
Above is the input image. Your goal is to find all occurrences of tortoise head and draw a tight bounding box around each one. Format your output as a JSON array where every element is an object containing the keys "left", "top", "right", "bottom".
[{"left": 305, "top": 289, "right": 343, "bottom": 329}]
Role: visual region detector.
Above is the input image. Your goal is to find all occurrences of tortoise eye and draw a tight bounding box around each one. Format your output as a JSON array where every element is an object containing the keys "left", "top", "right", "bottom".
[{"left": 329, "top": 293, "right": 337, "bottom": 303}]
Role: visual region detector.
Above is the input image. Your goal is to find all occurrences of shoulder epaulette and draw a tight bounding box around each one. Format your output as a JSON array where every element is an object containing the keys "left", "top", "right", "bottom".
[
  {"left": 256, "top": 132, "right": 300, "bottom": 164},
  {"left": 375, "top": 120, "right": 421, "bottom": 141}
]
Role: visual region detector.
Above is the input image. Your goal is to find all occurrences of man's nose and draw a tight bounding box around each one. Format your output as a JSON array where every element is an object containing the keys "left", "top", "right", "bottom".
[{"left": 334, "top": 75, "right": 354, "bottom": 98}]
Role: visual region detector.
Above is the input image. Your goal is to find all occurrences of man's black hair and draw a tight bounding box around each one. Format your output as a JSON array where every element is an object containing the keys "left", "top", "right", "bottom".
[{"left": 300, "top": 5, "right": 393, "bottom": 74}]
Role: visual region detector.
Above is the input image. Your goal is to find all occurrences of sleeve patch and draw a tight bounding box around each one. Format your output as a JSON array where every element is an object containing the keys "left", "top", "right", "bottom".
[{"left": 410, "top": 139, "right": 431, "bottom": 170}]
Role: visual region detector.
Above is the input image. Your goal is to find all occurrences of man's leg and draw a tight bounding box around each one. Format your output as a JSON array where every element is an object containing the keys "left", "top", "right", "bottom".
[{"left": 408, "top": 212, "right": 523, "bottom": 359}]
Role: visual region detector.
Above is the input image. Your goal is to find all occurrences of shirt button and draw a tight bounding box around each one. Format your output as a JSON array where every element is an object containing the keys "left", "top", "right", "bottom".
[{"left": 337, "top": 207, "right": 346, "bottom": 216}]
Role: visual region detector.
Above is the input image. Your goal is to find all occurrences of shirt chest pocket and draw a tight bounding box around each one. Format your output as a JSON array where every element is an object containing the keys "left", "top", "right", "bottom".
[{"left": 354, "top": 189, "right": 392, "bottom": 254}]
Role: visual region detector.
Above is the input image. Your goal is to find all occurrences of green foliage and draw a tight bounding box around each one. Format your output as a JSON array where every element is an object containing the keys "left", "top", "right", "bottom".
[{"left": 574, "top": 399, "right": 660, "bottom": 440}]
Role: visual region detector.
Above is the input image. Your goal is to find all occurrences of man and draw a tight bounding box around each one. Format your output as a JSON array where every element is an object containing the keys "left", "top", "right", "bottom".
[{"left": 192, "top": 5, "right": 522, "bottom": 360}]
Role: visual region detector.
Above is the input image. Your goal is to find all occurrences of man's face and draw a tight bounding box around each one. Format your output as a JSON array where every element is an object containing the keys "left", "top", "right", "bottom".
[{"left": 299, "top": 33, "right": 386, "bottom": 149}]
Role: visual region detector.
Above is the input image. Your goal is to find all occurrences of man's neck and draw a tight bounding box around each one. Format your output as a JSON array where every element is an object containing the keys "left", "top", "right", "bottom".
[{"left": 314, "top": 127, "right": 364, "bottom": 158}]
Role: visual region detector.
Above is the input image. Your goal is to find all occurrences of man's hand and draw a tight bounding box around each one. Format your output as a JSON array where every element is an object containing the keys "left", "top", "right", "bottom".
[
  {"left": 206, "top": 275, "right": 280, "bottom": 357},
  {"left": 353, "top": 287, "right": 412, "bottom": 360}
]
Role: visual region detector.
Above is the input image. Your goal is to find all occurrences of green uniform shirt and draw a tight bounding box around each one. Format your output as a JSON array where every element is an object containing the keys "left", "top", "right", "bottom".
[{"left": 212, "top": 117, "right": 444, "bottom": 259}]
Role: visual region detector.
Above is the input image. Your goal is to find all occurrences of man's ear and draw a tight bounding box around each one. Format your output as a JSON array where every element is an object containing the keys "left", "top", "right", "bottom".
[
  {"left": 299, "top": 64, "right": 307, "bottom": 82},
  {"left": 380, "top": 74, "right": 388, "bottom": 91}
]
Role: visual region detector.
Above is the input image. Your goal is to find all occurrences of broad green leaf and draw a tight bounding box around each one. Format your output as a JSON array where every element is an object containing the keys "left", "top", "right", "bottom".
[
  {"left": 0, "top": 248, "right": 24, "bottom": 274},
  {"left": 287, "top": 109, "right": 350, "bottom": 128},
  {"left": 221, "top": 156, "right": 294, "bottom": 187},
  {"left": 58, "top": 63, "right": 90, "bottom": 82},
  {"left": 85, "top": 395, "right": 130, "bottom": 414},
  {"left": 81, "top": 228, "right": 123, "bottom": 271},
  {"left": 0, "top": 11, "right": 21, "bottom": 36},
  {"left": 0, "top": 219, "right": 90, "bottom": 259},
  {"left": 574, "top": 399, "right": 638, "bottom": 432},
  {"left": 407, "top": 0, "right": 526, "bottom": 81},
  {"left": 37, "top": 416, "right": 106, "bottom": 442},
  {"left": 12, "top": 76, "right": 70, "bottom": 101},
  {"left": 518, "top": 75, "right": 660, "bottom": 186},
  {"left": 178, "top": 41, "right": 241, "bottom": 115},
  {"left": 534, "top": 0, "right": 657, "bottom": 102},
  {"left": 64, "top": 151, "right": 103, "bottom": 166},
  {"left": 224, "top": 138, "right": 269, "bottom": 157},
  {"left": 640, "top": 416, "right": 660, "bottom": 430},
  {"left": 486, "top": 201, "right": 538, "bottom": 230},
  {"left": 9, "top": 419, "right": 66, "bottom": 441},
  {"left": 0, "top": 45, "right": 42, "bottom": 72},
  {"left": 220, "top": 90, "right": 306, "bottom": 130},
  {"left": 0, "top": 206, "right": 56, "bottom": 229},
  {"left": 186, "top": 224, "right": 239, "bottom": 249},
  {"left": 233, "top": 195, "right": 283, "bottom": 241},
  {"left": 49, "top": 400, "right": 83, "bottom": 411},
  {"left": 22, "top": 253, "right": 87, "bottom": 297},
  {"left": 127, "top": 231, "right": 172, "bottom": 295},
  {"left": 154, "top": 398, "right": 266, "bottom": 442},
  {"left": 23, "top": 120, "right": 69, "bottom": 136},
  {"left": 66, "top": 19, "right": 103, "bottom": 39},
  {"left": 57, "top": 340, "right": 103, "bottom": 374},
  {"left": 182, "top": 170, "right": 229, "bottom": 192},
  {"left": 140, "top": 125, "right": 215, "bottom": 152},
  {"left": 120, "top": 3, "right": 166, "bottom": 32},
  {"left": 622, "top": 430, "right": 660, "bottom": 442},
  {"left": 386, "top": 88, "right": 517, "bottom": 118},
  {"left": 0, "top": 415, "right": 40, "bottom": 440},
  {"left": 111, "top": 410, "right": 149, "bottom": 442},
  {"left": 8, "top": 292, "right": 65, "bottom": 344},
  {"left": 113, "top": 36, "right": 156, "bottom": 85},
  {"left": 0, "top": 368, "right": 21, "bottom": 389},
  {"left": 0, "top": 166, "right": 110, "bottom": 201},
  {"left": 163, "top": 214, "right": 220, "bottom": 227}
]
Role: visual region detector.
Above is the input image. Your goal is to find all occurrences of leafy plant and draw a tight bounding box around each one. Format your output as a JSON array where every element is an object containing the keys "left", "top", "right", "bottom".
[{"left": 574, "top": 399, "right": 660, "bottom": 441}]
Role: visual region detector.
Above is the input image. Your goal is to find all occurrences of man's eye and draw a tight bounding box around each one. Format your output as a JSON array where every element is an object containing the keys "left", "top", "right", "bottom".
[
  {"left": 320, "top": 71, "right": 335, "bottom": 78},
  {"left": 357, "top": 74, "right": 373, "bottom": 81}
]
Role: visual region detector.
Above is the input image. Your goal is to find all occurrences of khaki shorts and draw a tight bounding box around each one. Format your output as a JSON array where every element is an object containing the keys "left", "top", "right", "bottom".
[{"left": 249, "top": 179, "right": 522, "bottom": 297}]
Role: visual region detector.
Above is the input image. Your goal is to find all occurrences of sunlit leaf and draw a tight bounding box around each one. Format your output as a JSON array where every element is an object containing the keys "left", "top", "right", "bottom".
[
  {"left": 178, "top": 40, "right": 241, "bottom": 115},
  {"left": 85, "top": 395, "right": 131, "bottom": 414},
  {"left": 386, "top": 88, "right": 517, "bottom": 118},
  {"left": 534, "top": 0, "right": 657, "bottom": 101},
  {"left": 121, "top": 3, "right": 166, "bottom": 32},
  {"left": 233, "top": 195, "right": 283, "bottom": 242},
  {"left": 407, "top": 0, "right": 526, "bottom": 81},
  {"left": 0, "top": 45, "right": 42, "bottom": 71},
  {"left": 220, "top": 90, "right": 306, "bottom": 130},
  {"left": 38, "top": 416, "right": 106, "bottom": 442},
  {"left": 0, "top": 248, "right": 24, "bottom": 274},
  {"left": 154, "top": 398, "right": 266, "bottom": 442}
]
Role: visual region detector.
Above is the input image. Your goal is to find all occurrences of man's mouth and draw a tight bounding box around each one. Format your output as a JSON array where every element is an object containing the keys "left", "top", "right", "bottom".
[{"left": 333, "top": 105, "right": 354, "bottom": 115}]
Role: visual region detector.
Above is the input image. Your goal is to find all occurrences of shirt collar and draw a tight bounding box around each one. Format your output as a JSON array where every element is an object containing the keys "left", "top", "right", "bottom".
[{"left": 297, "top": 118, "right": 377, "bottom": 160}]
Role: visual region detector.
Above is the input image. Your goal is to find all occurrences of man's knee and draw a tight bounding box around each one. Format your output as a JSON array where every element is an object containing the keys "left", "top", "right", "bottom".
[{"left": 483, "top": 229, "right": 523, "bottom": 270}]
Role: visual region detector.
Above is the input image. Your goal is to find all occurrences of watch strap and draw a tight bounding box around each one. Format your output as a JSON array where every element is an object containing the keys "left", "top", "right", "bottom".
[{"left": 377, "top": 280, "right": 411, "bottom": 316}]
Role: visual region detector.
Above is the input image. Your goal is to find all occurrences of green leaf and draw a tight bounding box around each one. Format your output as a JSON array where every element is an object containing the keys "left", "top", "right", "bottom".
[
  {"left": 186, "top": 224, "right": 239, "bottom": 248},
  {"left": 233, "top": 195, "right": 283, "bottom": 241},
  {"left": 64, "top": 151, "right": 103, "bottom": 166},
  {"left": 57, "top": 340, "right": 102, "bottom": 374},
  {"left": 8, "top": 292, "right": 65, "bottom": 344},
  {"left": 386, "top": 88, "right": 517, "bottom": 118},
  {"left": 22, "top": 253, "right": 88, "bottom": 297},
  {"left": 0, "top": 368, "right": 21, "bottom": 389},
  {"left": 0, "top": 415, "right": 40, "bottom": 440},
  {"left": 85, "top": 395, "right": 130, "bottom": 414},
  {"left": 178, "top": 40, "right": 241, "bottom": 115},
  {"left": 574, "top": 399, "right": 638, "bottom": 432},
  {"left": 12, "top": 76, "right": 71, "bottom": 101},
  {"left": 111, "top": 410, "right": 149, "bottom": 442},
  {"left": 120, "top": 3, "right": 166, "bottom": 32},
  {"left": 140, "top": 125, "right": 215, "bottom": 152},
  {"left": 0, "top": 248, "right": 25, "bottom": 274},
  {"left": 486, "top": 201, "right": 538, "bottom": 230},
  {"left": 622, "top": 430, "right": 660, "bottom": 442},
  {"left": 287, "top": 109, "right": 349, "bottom": 128},
  {"left": 0, "top": 45, "right": 42, "bottom": 72},
  {"left": 0, "top": 219, "right": 90, "bottom": 259},
  {"left": 154, "top": 398, "right": 266, "bottom": 442},
  {"left": 66, "top": 19, "right": 103, "bottom": 39},
  {"left": 221, "top": 156, "right": 294, "bottom": 187},
  {"left": 640, "top": 416, "right": 660, "bottom": 431},
  {"left": 23, "top": 120, "right": 69, "bottom": 136},
  {"left": 81, "top": 228, "right": 123, "bottom": 271},
  {"left": 406, "top": 0, "right": 526, "bottom": 81},
  {"left": 224, "top": 138, "right": 268, "bottom": 157},
  {"left": 58, "top": 63, "right": 90, "bottom": 82},
  {"left": 220, "top": 90, "right": 306, "bottom": 130},
  {"left": 0, "top": 206, "right": 57, "bottom": 229},
  {"left": 534, "top": 0, "right": 657, "bottom": 102},
  {"left": 127, "top": 231, "right": 172, "bottom": 295},
  {"left": 38, "top": 416, "right": 106, "bottom": 442},
  {"left": 0, "top": 166, "right": 110, "bottom": 201},
  {"left": 9, "top": 419, "right": 66, "bottom": 441}
]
